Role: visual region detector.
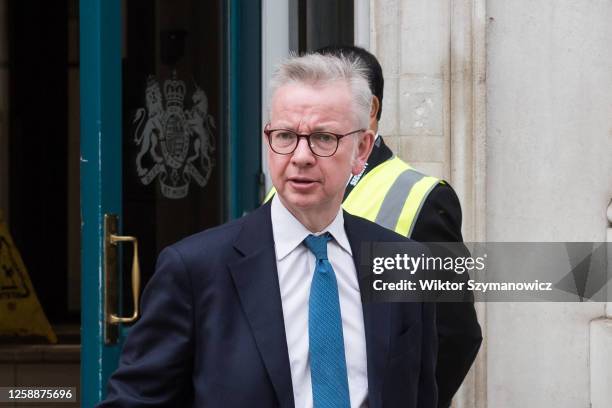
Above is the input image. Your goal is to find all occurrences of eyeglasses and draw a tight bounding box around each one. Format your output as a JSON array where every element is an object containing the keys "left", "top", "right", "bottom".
[{"left": 264, "top": 125, "right": 365, "bottom": 157}]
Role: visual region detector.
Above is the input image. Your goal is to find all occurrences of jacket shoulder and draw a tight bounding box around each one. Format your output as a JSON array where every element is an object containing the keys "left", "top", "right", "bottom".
[
  {"left": 166, "top": 202, "right": 272, "bottom": 264},
  {"left": 170, "top": 216, "right": 244, "bottom": 256},
  {"left": 412, "top": 182, "right": 463, "bottom": 242}
]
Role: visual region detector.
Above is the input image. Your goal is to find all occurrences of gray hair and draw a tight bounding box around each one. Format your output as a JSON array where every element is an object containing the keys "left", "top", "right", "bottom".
[{"left": 268, "top": 53, "right": 372, "bottom": 129}]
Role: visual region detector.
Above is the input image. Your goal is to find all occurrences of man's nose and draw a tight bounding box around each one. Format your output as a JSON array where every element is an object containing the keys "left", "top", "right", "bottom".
[{"left": 291, "top": 137, "right": 316, "bottom": 166}]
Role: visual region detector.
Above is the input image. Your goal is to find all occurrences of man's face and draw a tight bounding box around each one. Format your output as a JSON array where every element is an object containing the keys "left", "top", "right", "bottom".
[{"left": 267, "top": 82, "right": 373, "bottom": 218}]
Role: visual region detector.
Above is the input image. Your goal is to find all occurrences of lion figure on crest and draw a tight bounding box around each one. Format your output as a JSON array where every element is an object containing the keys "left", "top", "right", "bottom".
[
  {"left": 186, "top": 86, "right": 216, "bottom": 182},
  {"left": 133, "top": 77, "right": 164, "bottom": 177}
]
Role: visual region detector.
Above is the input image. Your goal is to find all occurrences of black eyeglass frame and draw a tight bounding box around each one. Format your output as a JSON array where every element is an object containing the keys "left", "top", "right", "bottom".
[{"left": 263, "top": 125, "right": 366, "bottom": 157}]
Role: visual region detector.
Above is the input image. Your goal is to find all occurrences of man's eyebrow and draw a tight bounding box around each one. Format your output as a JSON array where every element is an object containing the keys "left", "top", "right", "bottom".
[
  {"left": 312, "top": 124, "right": 340, "bottom": 133},
  {"left": 269, "top": 122, "right": 340, "bottom": 132},
  {"left": 270, "top": 122, "right": 293, "bottom": 129}
]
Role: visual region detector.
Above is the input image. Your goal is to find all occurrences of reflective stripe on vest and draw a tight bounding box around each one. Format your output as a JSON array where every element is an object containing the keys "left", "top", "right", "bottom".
[
  {"left": 263, "top": 157, "right": 440, "bottom": 237},
  {"left": 264, "top": 186, "right": 276, "bottom": 203},
  {"left": 342, "top": 157, "right": 440, "bottom": 237}
]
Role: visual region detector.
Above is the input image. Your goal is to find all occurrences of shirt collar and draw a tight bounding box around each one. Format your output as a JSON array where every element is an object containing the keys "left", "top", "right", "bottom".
[{"left": 270, "top": 195, "right": 352, "bottom": 261}]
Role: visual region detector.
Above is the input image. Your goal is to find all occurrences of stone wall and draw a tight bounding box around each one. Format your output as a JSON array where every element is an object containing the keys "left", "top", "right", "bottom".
[
  {"left": 370, "top": 0, "right": 451, "bottom": 180},
  {"left": 370, "top": 0, "right": 612, "bottom": 407},
  {"left": 485, "top": 0, "right": 612, "bottom": 406}
]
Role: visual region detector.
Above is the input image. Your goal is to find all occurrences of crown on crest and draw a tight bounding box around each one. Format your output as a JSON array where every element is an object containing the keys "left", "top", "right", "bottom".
[{"left": 164, "top": 71, "right": 186, "bottom": 108}]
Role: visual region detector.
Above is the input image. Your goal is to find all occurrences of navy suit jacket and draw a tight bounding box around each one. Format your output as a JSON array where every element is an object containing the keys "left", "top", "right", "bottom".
[{"left": 98, "top": 203, "right": 437, "bottom": 408}]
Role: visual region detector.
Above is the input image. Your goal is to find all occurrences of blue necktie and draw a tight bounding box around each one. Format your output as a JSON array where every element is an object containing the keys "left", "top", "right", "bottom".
[{"left": 304, "top": 233, "right": 351, "bottom": 408}]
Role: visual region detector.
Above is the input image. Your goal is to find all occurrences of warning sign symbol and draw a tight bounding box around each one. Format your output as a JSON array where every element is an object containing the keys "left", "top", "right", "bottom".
[
  {"left": 0, "top": 237, "right": 30, "bottom": 299},
  {"left": 0, "top": 211, "right": 57, "bottom": 343}
]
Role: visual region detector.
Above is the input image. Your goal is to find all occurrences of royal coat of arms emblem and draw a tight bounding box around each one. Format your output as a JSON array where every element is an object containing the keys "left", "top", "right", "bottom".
[{"left": 133, "top": 72, "right": 215, "bottom": 199}]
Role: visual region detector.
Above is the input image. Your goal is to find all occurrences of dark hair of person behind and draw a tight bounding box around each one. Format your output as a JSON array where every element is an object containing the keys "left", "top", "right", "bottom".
[{"left": 316, "top": 45, "right": 384, "bottom": 121}]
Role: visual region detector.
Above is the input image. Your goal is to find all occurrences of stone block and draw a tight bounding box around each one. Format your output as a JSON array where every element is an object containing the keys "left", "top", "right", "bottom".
[
  {"left": 381, "top": 135, "right": 399, "bottom": 154},
  {"left": 590, "top": 318, "right": 612, "bottom": 408},
  {"left": 399, "top": 75, "right": 445, "bottom": 136},
  {"left": 372, "top": 0, "right": 400, "bottom": 74},
  {"left": 400, "top": 0, "right": 449, "bottom": 75},
  {"left": 399, "top": 135, "right": 447, "bottom": 163},
  {"left": 378, "top": 75, "right": 398, "bottom": 136},
  {"left": 407, "top": 161, "right": 445, "bottom": 180}
]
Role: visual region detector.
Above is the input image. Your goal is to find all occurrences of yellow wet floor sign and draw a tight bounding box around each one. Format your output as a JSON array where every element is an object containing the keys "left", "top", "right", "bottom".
[{"left": 0, "top": 210, "right": 57, "bottom": 343}]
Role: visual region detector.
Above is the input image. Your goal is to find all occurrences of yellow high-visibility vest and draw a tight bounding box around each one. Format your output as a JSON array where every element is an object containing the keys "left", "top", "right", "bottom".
[
  {"left": 342, "top": 157, "right": 440, "bottom": 237},
  {"left": 264, "top": 156, "right": 440, "bottom": 237}
]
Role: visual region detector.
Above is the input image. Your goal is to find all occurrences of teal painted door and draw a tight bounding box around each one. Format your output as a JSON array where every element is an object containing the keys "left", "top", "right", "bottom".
[{"left": 79, "top": 0, "right": 261, "bottom": 405}]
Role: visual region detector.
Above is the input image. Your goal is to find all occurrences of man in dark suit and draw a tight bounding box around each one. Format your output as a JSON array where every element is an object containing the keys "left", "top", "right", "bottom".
[
  {"left": 98, "top": 53, "right": 437, "bottom": 407},
  {"left": 315, "top": 46, "right": 483, "bottom": 408}
]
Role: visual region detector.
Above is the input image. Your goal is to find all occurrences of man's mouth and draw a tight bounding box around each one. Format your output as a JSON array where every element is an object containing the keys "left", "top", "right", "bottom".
[{"left": 288, "top": 177, "right": 318, "bottom": 189}]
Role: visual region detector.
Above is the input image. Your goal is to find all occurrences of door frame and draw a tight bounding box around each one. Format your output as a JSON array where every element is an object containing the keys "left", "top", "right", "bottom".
[
  {"left": 80, "top": 0, "right": 261, "bottom": 405},
  {"left": 80, "top": 1, "right": 122, "bottom": 405}
]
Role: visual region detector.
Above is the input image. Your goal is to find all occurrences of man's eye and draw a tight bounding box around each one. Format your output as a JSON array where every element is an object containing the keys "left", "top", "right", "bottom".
[
  {"left": 276, "top": 132, "right": 295, "bottom": 140},
  {"left": 313, "top": 133, "right": 335, "bottom": 143}
]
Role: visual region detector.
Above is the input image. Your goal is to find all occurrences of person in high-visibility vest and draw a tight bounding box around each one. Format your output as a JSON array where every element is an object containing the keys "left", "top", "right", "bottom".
[{"left": 265, "top": 46, "right": 482, "bottom": 408}]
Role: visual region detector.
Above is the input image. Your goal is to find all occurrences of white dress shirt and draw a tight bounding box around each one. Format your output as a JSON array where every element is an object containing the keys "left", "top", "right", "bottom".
[{"left": 271, "top": 195, "right": 369, "bottom": 408}]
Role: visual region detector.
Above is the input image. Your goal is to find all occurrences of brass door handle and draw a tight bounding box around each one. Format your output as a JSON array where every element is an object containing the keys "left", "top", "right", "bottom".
[
  {"left": 109, "top": 234, "right": 140, "bottom": 324},
  {"left": 104, "top": 214, "right": 141, "bottom": 344}
]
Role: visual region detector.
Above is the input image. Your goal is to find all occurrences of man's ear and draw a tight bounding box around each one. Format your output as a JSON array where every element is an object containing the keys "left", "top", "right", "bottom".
[
  {"left": 351, "top": 130, "right": 375, "bottom": 176},
  {"left": 369, "top": 96, "right": 380, "bottom": 130}
]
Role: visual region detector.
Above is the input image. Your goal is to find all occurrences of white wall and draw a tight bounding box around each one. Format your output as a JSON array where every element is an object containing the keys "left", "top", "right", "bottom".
[
  {"left": 486, "top": 0, "right": 612, "bottom": 406},
  {"left": 486, "top": 0, "right": 612, "bottom": 242},
  {"left": 370, "top": 0, "right": 612, "bottom": 406}
]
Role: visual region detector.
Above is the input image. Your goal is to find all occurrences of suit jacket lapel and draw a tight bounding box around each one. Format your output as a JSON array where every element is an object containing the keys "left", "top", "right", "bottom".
[
  {"left": 228, "top": 203, "right": 295, "bottom": 408},
  {"left": 344, "top": 211, "right": 391, "bottom": 408}
]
